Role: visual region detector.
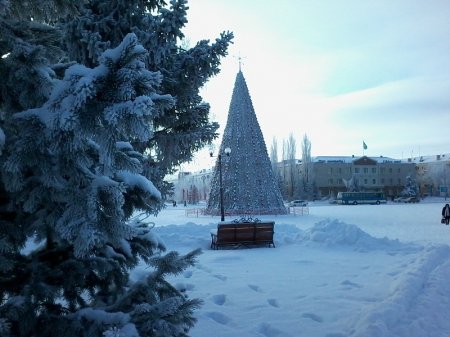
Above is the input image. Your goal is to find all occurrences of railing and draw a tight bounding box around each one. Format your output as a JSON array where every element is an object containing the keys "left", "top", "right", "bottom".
[
  {"left": 186, "top": 207, "right": 298, "bottom": 217},
  {"left": 185, "top": 208, "right": 207, "bottom": 218},
  {"left": 232, "top": 216, "right": 261, "bottom": 224},
  {"left": 288, "top": 206, "right": 309, "bottom": 216}
]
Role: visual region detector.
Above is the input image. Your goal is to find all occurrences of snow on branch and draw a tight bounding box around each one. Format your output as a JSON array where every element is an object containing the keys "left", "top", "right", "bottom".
[{"left": 116, "top": 171, "right": 161, "bottom": 200}]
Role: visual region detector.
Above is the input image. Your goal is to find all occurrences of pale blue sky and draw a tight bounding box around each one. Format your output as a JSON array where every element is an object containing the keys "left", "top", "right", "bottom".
[{"left": 182, "top": 0, "right": 450, "bottom": 168}]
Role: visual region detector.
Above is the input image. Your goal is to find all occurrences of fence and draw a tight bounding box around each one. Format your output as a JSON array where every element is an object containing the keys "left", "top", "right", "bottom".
[
  {"left": 288, "top": 206, "right": 309, "bottom": 216},
  {"left": 185, "top": 207, "right": 309, "bottom": 217},
  {"left": 185, "top": 208, "right": 207, "bottom": 218}
]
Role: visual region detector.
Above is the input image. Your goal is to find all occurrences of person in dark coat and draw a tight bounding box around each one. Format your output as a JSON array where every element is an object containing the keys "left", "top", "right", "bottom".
[{"left": 442, "top": 204, "right": 450, "bottom": 225}]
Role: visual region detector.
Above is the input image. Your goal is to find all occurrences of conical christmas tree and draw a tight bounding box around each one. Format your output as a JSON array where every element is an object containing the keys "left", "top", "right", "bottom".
[{"left": 206, "top": 70, "right": 287, "bottom": 217}]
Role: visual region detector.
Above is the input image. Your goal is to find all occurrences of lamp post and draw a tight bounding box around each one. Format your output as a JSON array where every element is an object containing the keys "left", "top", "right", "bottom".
[{"left": 210, "top": 147, "right": 231, "bottom": 221}]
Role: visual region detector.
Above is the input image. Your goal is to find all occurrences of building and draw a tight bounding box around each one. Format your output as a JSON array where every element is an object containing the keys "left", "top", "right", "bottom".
[
  {"left": 169, "top": 153, "right": 449, "bottom": 204},
  {"left": 406, "top": 153, "right": 450, "bottom": 197},
  {"left": 310, "top": 155, "right": 416, "bottom": 199},
  {"left": 168, "top": 169, "right": 213, "bottom": 204}
]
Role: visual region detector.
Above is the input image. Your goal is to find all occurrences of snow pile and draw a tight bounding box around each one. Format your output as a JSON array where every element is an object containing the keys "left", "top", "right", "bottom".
[
  {"left": 306, "top": 219, "right": 410, "bottom": 252},
  {"left": 350, "top": 244, "right": 450, "bottom": 337}
]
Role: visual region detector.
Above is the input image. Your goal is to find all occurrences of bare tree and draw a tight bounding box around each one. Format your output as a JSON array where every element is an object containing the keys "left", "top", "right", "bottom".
[
  {"left": 343, "top": 175, "right": 360, "bottom": 192},
  {"left": 270, "top": 137, "right": 284, "bottom": 195},
  {"left": 300, "top": 134, "right": 313, "bottom": 198},
  {"left": 270, "top": 137, "right": 279, "bottom": 177},
  {"left": 283, "top": 133, "right": 297, "bottom": 200}
]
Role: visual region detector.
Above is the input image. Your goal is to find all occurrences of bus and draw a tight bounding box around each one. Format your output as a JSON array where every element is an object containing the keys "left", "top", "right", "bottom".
[{"left": 336, "top": 192, "right": 387, "bottom": 205}]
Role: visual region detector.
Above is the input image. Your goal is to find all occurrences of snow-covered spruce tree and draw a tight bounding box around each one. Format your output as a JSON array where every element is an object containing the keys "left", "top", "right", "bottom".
[
  {"left": 401, "top": 174, "right": 419, "bottom": 197},
  {"left": 0, "top": 34, "right": 202, "bottom": 337},
  {"left": 62, "top": 0, "right": 233, "bottom": 199},
  {"left": 0, "top": 6, "right": 83, "bottom": 336},
  {"left": 0, "top": 1, "right": 79, "bottom": 276},
  {"left": 0, "top": 0, "right": 79, "bottom": 114}
]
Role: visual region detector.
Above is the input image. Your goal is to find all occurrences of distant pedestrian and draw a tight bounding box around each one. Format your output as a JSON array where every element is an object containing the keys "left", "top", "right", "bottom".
[
  {"left": 442, "top": 204, "right": 450, "bottom": 225},
  {"left": 173, "top": 200, "right": 177, "bottom": 207}
]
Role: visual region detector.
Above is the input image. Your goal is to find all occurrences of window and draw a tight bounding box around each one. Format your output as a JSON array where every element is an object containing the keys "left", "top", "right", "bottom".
[
  {"left": 372, "top": 168, "right": 377, "bottom": 173},
  {"left": 329, "top": 178, "right": 333, "bottom": 184},
  {"left": 364, "top": 179, "right": 368, "bottom": 184},
  {"left": 355, "top": 168, "right": 360, "bottom": 173},
  {"left": 380, "top": 168, "right": 385, "bottom": 173},
  {"left": 364, "top": 168, "right": 368, "bottom": 173},
  {"left": 372, "top": 179, "right": 376, "bottom": 184},
  {"left": 389, "top": 168, "right": 393, "bottom": 173}
]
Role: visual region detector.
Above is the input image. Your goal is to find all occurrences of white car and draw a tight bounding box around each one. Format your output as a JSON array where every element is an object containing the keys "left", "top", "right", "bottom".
[{"left": 288, "top": 200, "right": 308, "bottom": 207}]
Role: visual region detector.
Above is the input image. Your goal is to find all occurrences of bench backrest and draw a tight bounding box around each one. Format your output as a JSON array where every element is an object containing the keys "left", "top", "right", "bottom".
[
  {"left": 215, "top": 224, "right": 238, "bottom": 243},
  {"left": 254, "top": 223, "right": 274, "bottom": 243},
  {"left": 216, "top": 222, "right": 274, "bottom": 244}
]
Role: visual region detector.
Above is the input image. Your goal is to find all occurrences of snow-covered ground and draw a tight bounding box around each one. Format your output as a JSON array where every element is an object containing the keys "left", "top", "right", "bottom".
[{"left": 140, "top": 198, "right": 450, "bottom": 337}]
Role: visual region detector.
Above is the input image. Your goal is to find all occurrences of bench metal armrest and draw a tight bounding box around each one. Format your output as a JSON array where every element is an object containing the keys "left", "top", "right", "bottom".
[{"left": 210, "top": 232, "right": 218, "bottom": 249}]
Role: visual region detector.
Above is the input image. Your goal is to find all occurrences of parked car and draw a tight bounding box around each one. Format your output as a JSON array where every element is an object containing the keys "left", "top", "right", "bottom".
[
  {"left": 288, "top": 200, "right": 308, "bottom": 207},
  {"left": 403, "top": 196, "right": 420, "bottom": 203},
  {"left": 393, "top": 196, "right": 419, "bottom": 203}
]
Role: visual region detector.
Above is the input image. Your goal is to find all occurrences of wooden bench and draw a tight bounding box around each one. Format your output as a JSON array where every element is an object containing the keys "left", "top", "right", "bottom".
[{"left": 210, "top": 218, "right": 275, "bottom": 250}]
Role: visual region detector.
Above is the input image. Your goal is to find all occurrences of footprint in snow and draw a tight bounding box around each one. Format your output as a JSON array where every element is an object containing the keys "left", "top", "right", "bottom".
[
  {"left": 267, "top": 298, "right": 279, "bottom": 308},
  {"left": 248, "top": 284, "right": 263, "bottom": 292},
  {"left": 302, "top": 312, "right": 323, "bottom": 323},
  {"left": 213, "top": 274, "right": 227, "bottom": 281},
  {"left": 196, "top": 264, "right": 212, "bottom": 273},
  {"left": 211, "top": 294, "right": 226, "bottom": 306},
  {"left": 340, "top": 280, "right": 362, "bottom": 288},
  {"left": 257, "top": 322, "right": 289, "bottom": 337},
  {"left": 205, "top": 311, "right": 231, "bottom": 325},
  {"left": 212, "top": 255, "right": 243, "bottom": 263},
  {"left": 294, "top": 259, "right": 313, "bottom": 265}
]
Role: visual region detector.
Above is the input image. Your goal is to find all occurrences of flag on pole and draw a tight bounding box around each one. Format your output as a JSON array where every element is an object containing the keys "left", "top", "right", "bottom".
[{"left": 363, "top": 141, "right": 368, "bottom": 150}]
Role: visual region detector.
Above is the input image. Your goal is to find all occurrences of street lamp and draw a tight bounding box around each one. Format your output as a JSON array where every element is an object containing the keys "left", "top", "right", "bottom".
[{"left": 210, "top": 147, "right": 231, "bottom": 221}]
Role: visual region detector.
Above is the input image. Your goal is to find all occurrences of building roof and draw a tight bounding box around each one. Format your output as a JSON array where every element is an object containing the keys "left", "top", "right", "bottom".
[
  {"left": 403, "top": 153, "right": 450, "bottom": 164},
  {"left": 312, "top": 155, "right": 402, "bottom": 164}
]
